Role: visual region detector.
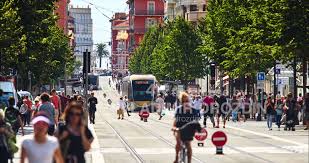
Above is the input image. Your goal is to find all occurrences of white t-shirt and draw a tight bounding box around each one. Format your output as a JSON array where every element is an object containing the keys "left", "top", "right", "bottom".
[
  {"left": 22, "top": 136, "right": 59, "bottom": 163},
  {"left": 118, "top": 100, "right": 126, "bottom": 110},
  {"left": 193, "top": 99, "right": 203, "bottom": 110},
  {"left": 19, "top": 104, "right": 28, "bottom": 114}
]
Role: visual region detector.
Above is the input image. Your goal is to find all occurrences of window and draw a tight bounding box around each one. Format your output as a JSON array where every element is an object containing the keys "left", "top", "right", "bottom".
[
  {"left": 117, "top": 40, "right": 126, "bottom": 51},
  {"left": 145, "top": 18, "right": 157, "bottom": 29},
  {"left": 147, "top": 1, "right": 155, "bottom": 15},
  {"left": 190, "top": 5, "right": 197, "bottom": 11}
]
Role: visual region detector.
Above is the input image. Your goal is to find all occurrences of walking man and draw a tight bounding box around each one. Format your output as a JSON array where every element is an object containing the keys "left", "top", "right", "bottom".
[
  {"left": 117, "top": 97, "right": 125, "bottom": 119},
  {"left": 124, "top": 96, "right": 131, "bottom": 117},
  {"left": 50, "top": 89, "right": 61, "bottom": 124},
  {"left": 38, "top": 93, "right": 57, "bottom": 135},
  {"left": 88, "top": 92, "right": 98, "bottom": 124}
]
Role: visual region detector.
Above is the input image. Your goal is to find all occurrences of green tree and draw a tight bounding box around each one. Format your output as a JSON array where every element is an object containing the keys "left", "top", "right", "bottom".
[
  {"left": 96, "top": 43, "right": 109, "bottom": 68},
  {"left": 0, "top": 0, "right": 25, "bottom": 74},
  {"left": 152, "top": 17, "right": 207, "bottom": 83}
]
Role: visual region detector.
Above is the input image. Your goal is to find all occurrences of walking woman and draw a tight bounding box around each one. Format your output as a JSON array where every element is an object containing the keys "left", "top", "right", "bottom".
[
  {"left": 266, "top": 97, "right": 275, "bottom": 130},
  {"left": 304, "top": 93, "right": 309, "bottom": 130},
  {"left": 275, "top": 99, "right": 284, "bottom": 130},
  {"left": 55, "top": 103, "right": 93, "bottom": 163},
  {"left": 21, "top": 114, "right": 63, "bottom": 163}
]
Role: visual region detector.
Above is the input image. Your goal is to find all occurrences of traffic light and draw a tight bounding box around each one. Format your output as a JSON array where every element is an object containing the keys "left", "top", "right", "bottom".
[
  {"left": 83, "top": 51, "right": 91, "bottom": 74},
  {"left": 210, "top": 64, "right": 216, "bottom": 85}
]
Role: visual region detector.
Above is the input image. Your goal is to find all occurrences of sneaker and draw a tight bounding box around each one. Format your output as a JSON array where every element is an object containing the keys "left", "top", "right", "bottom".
[
  {"left": 304, "top": 128, "right": 308, "bottom": 130},
  {"left": 215, "top": 126, "right": 219, "bottom": 128},
  {"left": 223, "top": 126, "right": 225, "bottom": 128}
]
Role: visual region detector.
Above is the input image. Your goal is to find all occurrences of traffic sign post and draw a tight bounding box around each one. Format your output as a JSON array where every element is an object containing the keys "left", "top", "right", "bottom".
[
  {"left": 194, "top": 128, "right": 208, "bottom": 147},
  {"left": 211, "top": 131, "right": 227, "bottom": 155}
]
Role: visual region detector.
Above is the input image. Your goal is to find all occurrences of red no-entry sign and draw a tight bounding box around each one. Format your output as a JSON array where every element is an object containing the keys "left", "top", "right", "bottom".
[
  {"left": 195, "top": 128, "right": 208, "bottom": 141},
  {"left": 211, "top": 131, "right": 227, "bottom": 147}
]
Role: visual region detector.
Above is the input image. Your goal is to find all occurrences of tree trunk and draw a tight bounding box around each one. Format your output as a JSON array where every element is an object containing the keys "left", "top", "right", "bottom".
[
  {"left": 303, "top": 58, "right": 307, "bottom": 96},
  {"left": 99, "top": 57, "right": 102, "bottom": 68},
  {"left": 293, "top": 57, "right": 297, "bottom": 100}
]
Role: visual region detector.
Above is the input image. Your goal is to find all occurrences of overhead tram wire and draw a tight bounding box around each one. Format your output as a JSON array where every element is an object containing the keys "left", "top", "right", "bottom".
[{"left": 79, "top": 0, "right": 113, "bottom": 20}]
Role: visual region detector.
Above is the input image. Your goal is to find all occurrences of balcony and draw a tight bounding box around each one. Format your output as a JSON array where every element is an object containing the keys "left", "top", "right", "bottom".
[
  {"left": 185, "top": 11, "right": 206, "bottom": 22},
  {"left": 180, "top": 0, "right": 207, "bottom": 6},
  {"left": 134, "top": 10, "right": 164, "bottom": 16},
  {"left": 112, "top": 51, "right": 130, "bottom": 56}
]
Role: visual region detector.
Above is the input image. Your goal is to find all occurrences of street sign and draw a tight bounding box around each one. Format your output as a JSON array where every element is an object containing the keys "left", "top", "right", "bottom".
[
  {"left": 195, "top": 128, "right": 208, "bottom": 141},
  {"left": 212, "top": 131, "right": 227, "bottom": 147},
  {"left": 212, "top": 131, "right": 227, "bottom": 154},
  {"left": 257, "top": 72, "right": 265, "bottom": 81}
]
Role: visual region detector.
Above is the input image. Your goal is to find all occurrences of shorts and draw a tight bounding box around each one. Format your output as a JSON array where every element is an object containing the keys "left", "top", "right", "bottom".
[
  {"left": 117, "top": 109, "right": 124, "bottom": 115},
  {"left": 218, "top": 113, "right": 226, "bottom": 119}
]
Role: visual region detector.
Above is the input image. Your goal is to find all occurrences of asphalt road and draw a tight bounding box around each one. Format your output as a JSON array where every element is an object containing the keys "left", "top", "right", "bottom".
[{"left": 92, "top": 76, "right": 309, "bottom": 163}]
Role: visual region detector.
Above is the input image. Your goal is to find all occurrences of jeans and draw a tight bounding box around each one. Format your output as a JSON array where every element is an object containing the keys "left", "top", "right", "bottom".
[
  {"left": 276, "top": 114, "right": 282, "bottom": 128},
  {"left": 267, "top": 114, "right": 273, "bottom": 129}
]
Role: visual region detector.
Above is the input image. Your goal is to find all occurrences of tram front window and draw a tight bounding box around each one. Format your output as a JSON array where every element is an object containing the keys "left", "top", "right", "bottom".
[{"left": 132, "top": 80, "right": 154, "bottom": 101}]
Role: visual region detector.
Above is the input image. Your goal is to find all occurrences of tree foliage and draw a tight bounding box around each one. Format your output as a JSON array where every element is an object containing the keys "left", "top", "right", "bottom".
[
  {"left": 97, "top": 43, "right": 109, "bottom": 68},
  {"left": 0, "top": 0, "right": 74, "bottom": 88},
  {"left": 129, "top": 18, "right": 207, "bottom": 83}
]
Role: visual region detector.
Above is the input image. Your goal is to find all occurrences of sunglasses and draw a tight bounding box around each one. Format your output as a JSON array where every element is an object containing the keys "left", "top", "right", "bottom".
[{"left": 69, "top": 112, "right": 82, "bottom": 117}]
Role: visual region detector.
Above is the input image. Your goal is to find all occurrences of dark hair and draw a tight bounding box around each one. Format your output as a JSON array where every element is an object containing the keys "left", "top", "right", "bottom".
[
  {"left": 63, "top": 102, "right": 84, "bottom": 124},
  {"left": 51, "top": 89, "right": 56, "bottom": 94},
  {"left": 40, "top": 93, "right": 50, "bottom": 102},
  {"left": 8, "top": 96, "right": 15, "bottom": 106}
]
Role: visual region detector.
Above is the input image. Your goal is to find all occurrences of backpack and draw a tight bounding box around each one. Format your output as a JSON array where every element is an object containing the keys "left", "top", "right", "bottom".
[{"left": 4, "top": 107, "right": 21, "bottom": 132}]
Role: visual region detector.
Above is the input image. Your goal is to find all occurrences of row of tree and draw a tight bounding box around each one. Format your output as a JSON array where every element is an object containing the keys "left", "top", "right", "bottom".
[
  {"left": 129, "top": 0, "right": 308, "bottom": 94},
  {"left": 0, "top": 0, "right": 74, "bottom": 90}
]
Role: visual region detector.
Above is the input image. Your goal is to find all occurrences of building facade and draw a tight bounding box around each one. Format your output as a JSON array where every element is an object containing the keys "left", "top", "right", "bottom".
[
  {"left": 127, "top": 0, "right": 165, "bottom": 52},
  {"left": 69, "top": 6, "right": 94, "bottom": 70},
  {"left": 110, "top": 13, "right": 130, "bottom": 75},
  {"left": 165, "top": 0, "right": 207, "bottom": 22},
  {"left": 55, "top": 0, "right": 69, "bottom": 33}
]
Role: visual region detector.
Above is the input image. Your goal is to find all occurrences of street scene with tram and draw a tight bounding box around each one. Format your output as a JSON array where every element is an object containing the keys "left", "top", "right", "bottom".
[{"left": 0, "top": 0, "right": 308, "bottom": 163}]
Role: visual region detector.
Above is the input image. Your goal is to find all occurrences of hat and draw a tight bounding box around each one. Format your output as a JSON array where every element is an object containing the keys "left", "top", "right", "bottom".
[{"left": 31, "top": 116, "right": 50, "bottom": 125}]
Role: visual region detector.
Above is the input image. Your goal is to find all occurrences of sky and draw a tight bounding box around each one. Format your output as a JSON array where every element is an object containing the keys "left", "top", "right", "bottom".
[
  {"left": 71, "top": 0, "right": 128, "bottom": 44},
  {"left": 71, "top": 0, "right": 128, "bottom": 69}
]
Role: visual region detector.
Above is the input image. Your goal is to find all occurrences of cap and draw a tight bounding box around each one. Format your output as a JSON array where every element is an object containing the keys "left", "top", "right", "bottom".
[{"left": 31, "top": 116, "right": 50, "bottom": 125}]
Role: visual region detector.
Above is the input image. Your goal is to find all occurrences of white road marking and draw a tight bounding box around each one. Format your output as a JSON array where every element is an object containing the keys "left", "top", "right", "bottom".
[
  {"left": 226, "top": 125, "right": 306, "bottom": 146},
  {"left": 89, "top": 123, "right": 105, "bottom": 163},
  {"left": 98, "top": 146, "right": 308, "bottom": 155}
]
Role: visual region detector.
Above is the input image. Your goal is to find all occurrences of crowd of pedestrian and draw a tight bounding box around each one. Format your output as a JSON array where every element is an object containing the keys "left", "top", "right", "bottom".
[{"left": 0, "top": 88, "right": 96, "bottom": 163}]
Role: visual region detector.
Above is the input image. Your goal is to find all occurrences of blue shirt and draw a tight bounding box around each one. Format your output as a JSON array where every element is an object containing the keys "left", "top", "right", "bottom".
[{"left": 174, "top": 106, "right": 200, "bottom": 128}]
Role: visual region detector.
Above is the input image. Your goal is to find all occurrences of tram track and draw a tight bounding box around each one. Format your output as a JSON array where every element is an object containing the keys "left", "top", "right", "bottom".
[
  {"left": 126, "top": 119, "right": 206, "bottom": 163},
  {"left": 147, "top": 117, "right": 289, "bottom": 163},
  {"left": 104, "top": 120, "right": 145, "bottom": 163}
]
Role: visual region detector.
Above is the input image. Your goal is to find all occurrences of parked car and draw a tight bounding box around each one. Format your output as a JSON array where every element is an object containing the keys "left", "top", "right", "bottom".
[{"left": 0, "top": 81, "right": 18, "bottom": 106}]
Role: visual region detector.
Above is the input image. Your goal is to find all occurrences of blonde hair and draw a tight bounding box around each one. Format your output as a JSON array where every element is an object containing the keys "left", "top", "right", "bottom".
[{"left": 178, "top": 92, "right": 190, "bottom": 103}]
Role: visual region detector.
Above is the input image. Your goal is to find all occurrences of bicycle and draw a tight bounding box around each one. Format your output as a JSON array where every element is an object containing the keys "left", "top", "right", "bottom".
[
  {"left": 172, "top": 128, "right": 188, "bottom": 163},
  {"left": 172, "top": 121, "right": 202, "bottom": 163}
]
